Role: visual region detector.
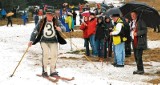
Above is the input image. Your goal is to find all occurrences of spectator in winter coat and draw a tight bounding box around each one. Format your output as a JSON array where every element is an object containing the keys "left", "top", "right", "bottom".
[
  {"left": 130, "top": 11, "right": 147, "bottom": 75},
  {"left": 38, "top": 9, "right": 43, "bottom": 20},
  {"left": 110, "top": 14, "right": 126, "bottom": 67},
  {"left": 65, "top": 12, "right": 74, "bottom": 32},
  {"left": 95, "top": 16, "right": 106, "bottom": 61},
  {"left": 104, "top": 16, "right": 113, "bottom": 58},
  {"left": 28, "top": 7, "right": 66, "bottom": 77},
  {"left": 88, "top": 13, "right": 98, "bottom": 57},
  {"left": 22, "top": 12, "right": 27, "bottom": 25},
  {"left": 124, "top": 18, "right": 131, "bottom": 57},
  {"left": 1, "top": 8, "right": 6, "bottom": 19},
  {"left": 94, "top": 3, "right": 102, "bottom": 16},
  {"left": 72, "top": 10, "right": 77, "bottom": 25},
  {"left": 79, "top": 3, "right": 83, "bottom": 24},
  {"left": 26, "top": 12, "right": 29, "bottom": 23},
  {"left": 80, "top": 16, "right": 90, "bottom": 56}
]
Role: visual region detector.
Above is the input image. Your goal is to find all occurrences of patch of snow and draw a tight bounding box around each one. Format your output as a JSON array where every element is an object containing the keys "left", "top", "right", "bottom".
[{"left": 0, "top": 23, "right": 160, "bottom": 85}]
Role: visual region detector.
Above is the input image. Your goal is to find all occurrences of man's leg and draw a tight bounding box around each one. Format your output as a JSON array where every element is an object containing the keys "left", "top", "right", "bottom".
[
  {"left": 10, "top": 20, "right": 13, "bottom": 26},
  {"left": 113, "top": 45, "right": 117, "bottom": 65},
  {"left": 49, "top": 43, "right": 58, "bottom": 74},
  {"left": 114, "top": 43, "right": 124, "bottom": 65},
  {"left": 133, "top": 48, "right": 144, "bottom": 74},
  {"left": 136, "top": 49, "right": 144, "bottom": 71},
  {"left": 40, "top": 43, "right": 49, "bottom": 73},
  {"left": 89, "top": 34, "right": 98, "bottom": 57},
  {"left": 7, "top": 20, "right": 9, "bottom": 26}
]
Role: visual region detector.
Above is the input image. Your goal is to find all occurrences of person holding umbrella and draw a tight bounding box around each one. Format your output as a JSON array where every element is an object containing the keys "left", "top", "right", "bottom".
[
  {"left": 130, "top": 11, "right": 147, "bottom": 74},
  {"left": 6, "top": 11, "right": 14, "bottom": 27}
]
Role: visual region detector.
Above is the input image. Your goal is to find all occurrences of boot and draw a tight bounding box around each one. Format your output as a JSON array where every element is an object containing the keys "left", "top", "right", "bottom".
[
  {"left": 42, "top": 72, "right": 49, "bottom": 77},
  {"left": 50, "top": 72, "right": 59, "bottom": 77}
]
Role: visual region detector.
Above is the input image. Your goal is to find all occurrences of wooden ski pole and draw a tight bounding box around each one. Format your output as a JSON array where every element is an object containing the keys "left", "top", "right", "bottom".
[
  {"left": 10, "top": 46, "right": 30, "bottom": 77},
  {"left": 69, "top": 32, "right": 73, "bottom": 51},
  {"left": 59, "top": 31, "right": 99, "bottom": 70}
]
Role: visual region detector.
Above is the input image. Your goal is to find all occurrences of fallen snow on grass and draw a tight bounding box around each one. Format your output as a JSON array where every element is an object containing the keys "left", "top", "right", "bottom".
[{"left": 0, "top": 23, "right": 160, "bottom": 85}]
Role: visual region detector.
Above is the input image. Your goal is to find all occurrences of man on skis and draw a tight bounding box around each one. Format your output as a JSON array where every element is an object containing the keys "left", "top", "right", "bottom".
[{"left": 28, "top": 6, "right": 66, "bottom": 77}]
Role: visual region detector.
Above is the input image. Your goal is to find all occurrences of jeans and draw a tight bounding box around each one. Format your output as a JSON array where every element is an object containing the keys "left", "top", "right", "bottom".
[
  {"left": 84, "top": 38, "right": 90, "bottom": 56},
  {"left": 89, "top": 34, "right": 98, "bottom": 56},
  {"left": 113, "top": 42, "right": 125, "bottom": 65},
  {"left": 96, "top": 39, "right": 104, "bottom": 58}
]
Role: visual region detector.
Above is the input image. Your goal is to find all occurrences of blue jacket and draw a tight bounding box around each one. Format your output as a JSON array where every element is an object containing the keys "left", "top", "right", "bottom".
[{"left": 1, "top": 9, "right": 6, "bottom": 16}]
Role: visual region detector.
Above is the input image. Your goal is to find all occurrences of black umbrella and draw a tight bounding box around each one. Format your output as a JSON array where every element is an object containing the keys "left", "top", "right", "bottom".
[
  {"left": 105, "top": 7, "right": 122, "bottom": 17},
  {"left": 119, "top": 1, "right": 160, "bottom": 28}
]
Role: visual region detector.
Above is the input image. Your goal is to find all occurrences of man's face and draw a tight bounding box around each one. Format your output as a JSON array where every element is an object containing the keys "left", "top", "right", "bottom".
[
  {"left": 112, "top": 17, "right": 118, "bottom": 22},
  {"left": 46, "top": 13, "right": 53, "bottom": 22},
  {"left": 131, "top": 12, "right": 137, "bottom": 20}
]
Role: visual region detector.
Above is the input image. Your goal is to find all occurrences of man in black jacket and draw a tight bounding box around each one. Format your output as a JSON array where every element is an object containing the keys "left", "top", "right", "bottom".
[
  {"left": 28, "top": 7, "right": 66, "bottom": 77},
  {"left": 130, "top": 11, "right": 147, "bottom": 74}
]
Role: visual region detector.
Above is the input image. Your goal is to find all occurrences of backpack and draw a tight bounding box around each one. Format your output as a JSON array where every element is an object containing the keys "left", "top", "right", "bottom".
[{"left": 117, "top": 18, "right": 130, "bottom": 42}]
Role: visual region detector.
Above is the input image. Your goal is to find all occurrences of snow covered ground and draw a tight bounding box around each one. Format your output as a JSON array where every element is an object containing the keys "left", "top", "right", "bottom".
[{"left": 0, "top": 23, "right": 160, "bottom": 85}]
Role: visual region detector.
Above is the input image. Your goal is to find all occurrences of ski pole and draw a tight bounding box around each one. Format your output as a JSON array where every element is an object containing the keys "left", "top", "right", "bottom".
[
  {"left": 59, "top": 31, "right": 99, "bottom": 70},
  {"left": 10, "top": 46, "right": 30, "bottom": 77},
  {"left": 69, "top": 32, "right": 73, "bottom": 51}
]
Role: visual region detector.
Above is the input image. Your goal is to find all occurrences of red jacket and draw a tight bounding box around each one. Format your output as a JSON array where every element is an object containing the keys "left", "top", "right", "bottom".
[
  {"left": 87, "top": 18, "right": 97, "bottom": 37},
  {"left": 80, "top": 21, "right": 89, "bottom": 38}
]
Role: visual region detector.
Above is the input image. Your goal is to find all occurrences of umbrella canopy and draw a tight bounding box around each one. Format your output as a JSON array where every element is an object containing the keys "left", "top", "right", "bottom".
[
  {"left": 104, "top": 7, "right": 122, "bottom": 17},
  {"left": 119, "top": 1, "right": 160, "bottom": 28},
  {"left": 7, "top": 12, "right": 14, "bottom": 17}
]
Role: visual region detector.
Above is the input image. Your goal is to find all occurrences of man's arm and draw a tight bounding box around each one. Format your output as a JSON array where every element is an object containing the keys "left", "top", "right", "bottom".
[
  {"left": 28, "top": 21, "right": 41, "bottom": 47},
  {"left": 111, "top": 23, "right": 123, "bottom": 35}
]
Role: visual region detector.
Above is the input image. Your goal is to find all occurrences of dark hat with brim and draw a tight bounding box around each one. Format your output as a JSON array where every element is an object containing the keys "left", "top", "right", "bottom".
[
  {"left": 46, "top": 6, "right": 54, "bottom": 14},
  {"left": 111, "top": 14, "right": 120, "bottom": 17}
]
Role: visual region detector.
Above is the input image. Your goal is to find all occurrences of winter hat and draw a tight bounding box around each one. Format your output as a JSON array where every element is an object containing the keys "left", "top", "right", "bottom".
[{"left": 46, "top": 6, "right": 54, "bottom": 14}]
